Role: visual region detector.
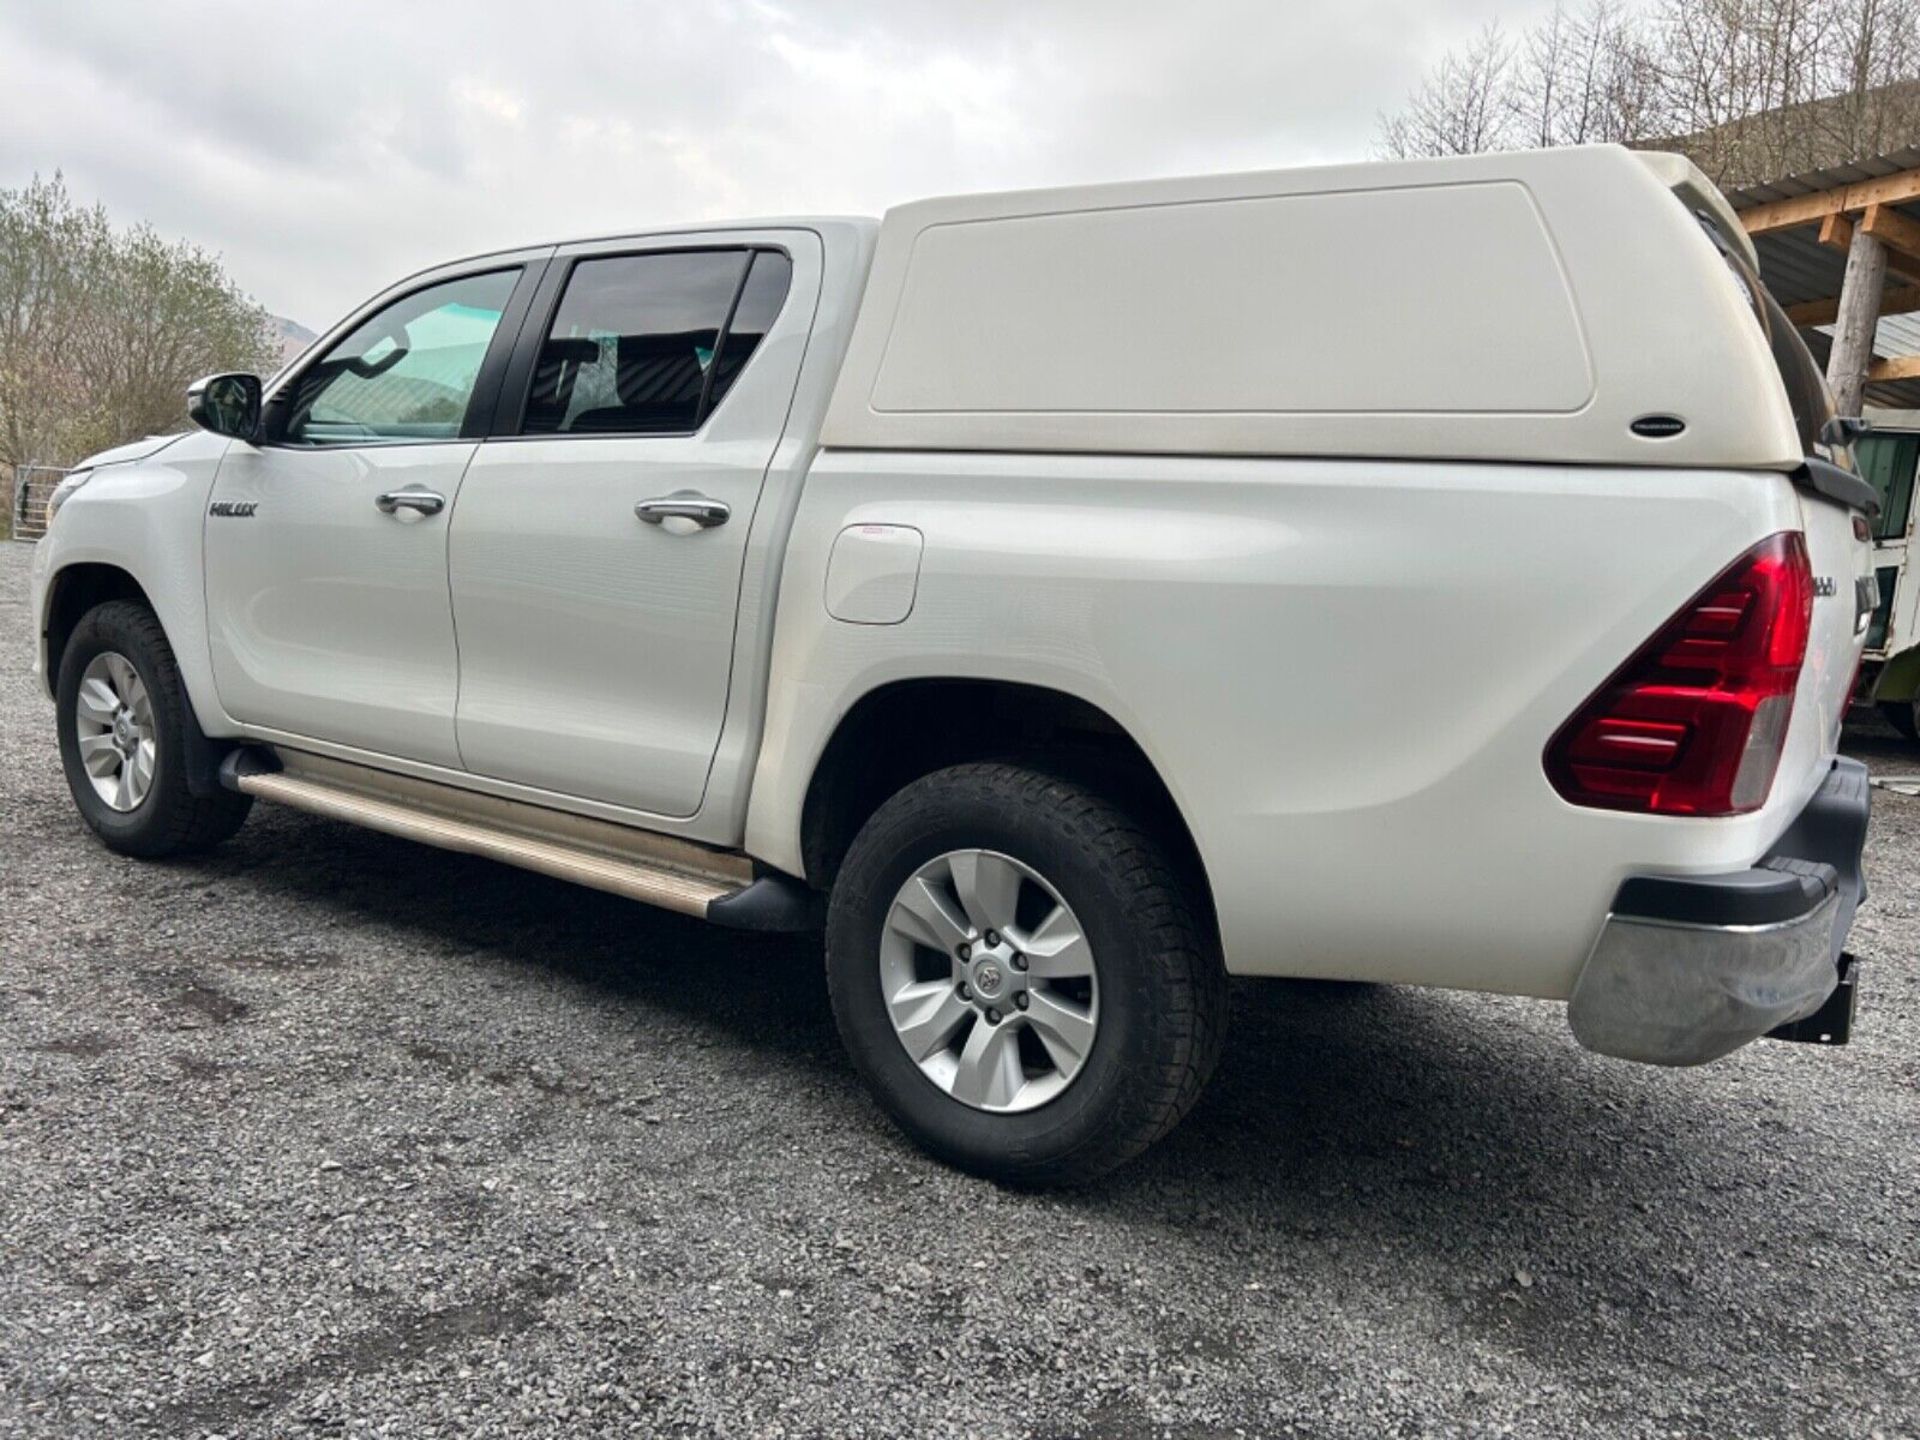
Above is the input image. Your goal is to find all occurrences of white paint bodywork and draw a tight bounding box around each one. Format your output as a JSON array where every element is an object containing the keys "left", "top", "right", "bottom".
[
  {"left": 30, "top": 146, "right": 1870, "bottom": 1006},
  {"left": 823, "top": 525, "right": 923, "bottom": 625},
  {"left": 744, "top": 452, "right": 1861, "bottom": 996},
  {"left": 448, "top": 229, "right": 825, "bottom": 817},
  {"left": 206, "top": 440, "right": 482, "bottom": 768},
  {"left": 823, "top": 147, "right": 1798, "bottom": 471},
  {"left": 29, "top": 429, "right": 232, "bottom": 735}
]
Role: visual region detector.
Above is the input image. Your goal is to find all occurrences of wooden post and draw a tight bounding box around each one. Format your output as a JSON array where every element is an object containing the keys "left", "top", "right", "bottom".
[{"left": 1828, "top": 225, "right": 1890, "bottom": 417}]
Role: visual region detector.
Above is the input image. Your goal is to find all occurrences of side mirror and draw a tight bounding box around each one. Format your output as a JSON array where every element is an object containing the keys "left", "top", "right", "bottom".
[
  {"left": 186, "top": 373, "right": 263, "bottom": 440},
  {"left": 1823, "top": 414, "right": 1872, "bottom": 448}
]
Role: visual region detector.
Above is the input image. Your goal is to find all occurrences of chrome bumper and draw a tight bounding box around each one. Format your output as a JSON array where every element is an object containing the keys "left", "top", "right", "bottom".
[
  {"left": 1568, "top": 758, "right": 1869, "bottom": 1067},
  {"left": 1570, "top": 888, "right": 1841, "bottom": 1064}
]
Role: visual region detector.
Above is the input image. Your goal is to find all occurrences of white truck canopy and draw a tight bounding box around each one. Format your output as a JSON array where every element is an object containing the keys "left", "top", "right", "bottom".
[{"left": 822, "top": 145, "right": 1801, "bottom": 470}]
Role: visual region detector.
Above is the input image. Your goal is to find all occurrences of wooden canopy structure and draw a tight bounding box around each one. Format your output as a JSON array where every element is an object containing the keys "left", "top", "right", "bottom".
[{"left": 1727, "top": 143, "right": 1920, "bottom": 414}]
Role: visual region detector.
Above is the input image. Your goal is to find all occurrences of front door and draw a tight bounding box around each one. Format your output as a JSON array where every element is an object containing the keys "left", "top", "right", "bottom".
[
  {"left": 448, "top": 235, "right": 815, "bottom": 816},
  {"left": 205, "top": 264, "right": 535, "bottom": 767}
]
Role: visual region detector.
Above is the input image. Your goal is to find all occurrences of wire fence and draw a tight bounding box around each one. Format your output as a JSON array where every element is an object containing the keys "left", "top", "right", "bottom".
[{"left": 8, "top": 465, "right": 71, "bottom": 543}]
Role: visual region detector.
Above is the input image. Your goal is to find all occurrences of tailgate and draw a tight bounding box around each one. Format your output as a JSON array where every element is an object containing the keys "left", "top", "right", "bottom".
[{"left": 1796, "top": 485, "right": 1874, "bottom": 757}]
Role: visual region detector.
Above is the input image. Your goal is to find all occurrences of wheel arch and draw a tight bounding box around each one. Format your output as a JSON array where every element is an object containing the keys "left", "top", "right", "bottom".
[
  {"left": 793, "top": 677, "right": 1218, "bottom": 943},
  {"left": 1870, "top": 641, "right": 1920, "bottom": 703},
  {"left": 44, "top": 562, "right": 156, "bottom": 693},
  {"left": 44, "top": 562, "right": 227, "bottom": 799}
]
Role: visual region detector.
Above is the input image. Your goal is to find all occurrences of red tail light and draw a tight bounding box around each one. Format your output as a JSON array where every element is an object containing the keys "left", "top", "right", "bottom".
[{"left": 1546, "top": 532, "right": 1813, "bottom": 816}]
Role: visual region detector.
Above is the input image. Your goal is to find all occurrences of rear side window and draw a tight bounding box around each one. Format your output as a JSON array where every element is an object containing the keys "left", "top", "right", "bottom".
[
  {"left": 1714, "top": 235, "right": 1839, "bottom": 460},
  {"left": 520, "top": 248, "right": 791, "bottom": 436}
]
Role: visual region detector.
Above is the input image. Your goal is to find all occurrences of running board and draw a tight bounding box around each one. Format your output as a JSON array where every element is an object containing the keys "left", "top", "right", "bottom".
[{"left": 221, "top": 748, "right": 760, "bottom": 921}]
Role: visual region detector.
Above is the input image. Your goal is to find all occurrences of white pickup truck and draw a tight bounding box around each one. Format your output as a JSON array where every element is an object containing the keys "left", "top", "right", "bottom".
[{"left": 29, "top": 145, "right": 1875, "bottom": 1182}]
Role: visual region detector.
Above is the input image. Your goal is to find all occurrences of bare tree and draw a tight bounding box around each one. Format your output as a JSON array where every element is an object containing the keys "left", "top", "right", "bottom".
[
  {"left": 0, "top": 173, "right": 276, "bottom": 475},
  {"left": 1511, "top": 1, "right": 1669, "bottom": 147},
  {"left": 1380, "top": 24, "right": 1518, "bottom": 158},
  {"left": 1378, "top": 0, "right": 1920, "bottom": 183}
]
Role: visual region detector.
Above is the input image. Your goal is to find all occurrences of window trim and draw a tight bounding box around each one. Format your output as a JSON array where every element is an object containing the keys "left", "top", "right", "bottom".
[
  {"left": 260, "top": 261, "right": 546, "bottom": 451},
  {"left": 489, "top": 243, "right": 792, "bottom": 443}
]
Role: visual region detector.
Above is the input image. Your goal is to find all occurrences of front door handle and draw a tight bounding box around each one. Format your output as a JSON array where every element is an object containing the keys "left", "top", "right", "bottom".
[
  {"left": 635, "top": 491, "right": 730, "bottom": 529},
  {"left": 375, "top": 489, "right": 446, "bottom": 517}
]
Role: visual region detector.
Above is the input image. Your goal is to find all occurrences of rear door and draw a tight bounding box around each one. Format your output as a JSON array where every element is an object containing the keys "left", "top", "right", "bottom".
[
  {"left": 205, "top": 261, "right": 543, "bottom": 766},
  {"left": 448, "top": 230, "right": 817, "bottom": 817}
]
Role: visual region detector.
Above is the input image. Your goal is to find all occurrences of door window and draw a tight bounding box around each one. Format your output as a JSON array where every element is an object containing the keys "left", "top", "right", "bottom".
[
  {"left": 707, "top": 250, "right": 793, "bottom": 412},
  {"left": 521, "top": 249, "right": 792, "bottom": 435},
  {"left": 1856, "top": 431, "right": 1919, "bottom": 541},
  {"left": 284, "top": 270, "right": 520, "bottom": 445}
]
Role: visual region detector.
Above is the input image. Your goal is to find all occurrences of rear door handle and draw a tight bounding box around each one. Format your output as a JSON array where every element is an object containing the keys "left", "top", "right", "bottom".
[
  {"left": 635, "top": 491, "right": 730, "bottom": 529},
  {"left": 375, "top": 489, "right": 446, "bottom": 517}
]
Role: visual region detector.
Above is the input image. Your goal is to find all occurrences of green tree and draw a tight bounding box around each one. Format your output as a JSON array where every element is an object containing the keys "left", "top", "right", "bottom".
[{"left": 0, "top": 172, "right": 276, "bottom": 476}]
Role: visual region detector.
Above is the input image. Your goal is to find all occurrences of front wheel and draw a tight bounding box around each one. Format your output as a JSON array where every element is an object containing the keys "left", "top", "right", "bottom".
[
  {"left": 56, "top": 601, "right": 252, "bottom": 858},
  {"left": 825, "top": 763, "right": 1227, "bottom": 1185}
]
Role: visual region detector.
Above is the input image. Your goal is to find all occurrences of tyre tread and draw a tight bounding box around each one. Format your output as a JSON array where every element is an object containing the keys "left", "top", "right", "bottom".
[
  {"left": 61, "top": 601, "right": 251, "bottom": 857},
  {"left": 827, "top": 761, "right": 1228, "bottom": 1185}
]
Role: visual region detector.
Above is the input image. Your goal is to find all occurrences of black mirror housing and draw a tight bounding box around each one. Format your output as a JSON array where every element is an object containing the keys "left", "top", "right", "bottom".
[{"left": 186, "top": 372, "right": 263, "bottom": 440}]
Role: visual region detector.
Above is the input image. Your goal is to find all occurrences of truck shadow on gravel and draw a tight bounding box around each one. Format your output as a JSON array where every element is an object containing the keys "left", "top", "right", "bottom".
[
  {"left": 77, "top": 806, "right": 1865, "bottom": 1433},
  {"left": 220, "top": 807, "right": 1730, "bottom": 1216}
]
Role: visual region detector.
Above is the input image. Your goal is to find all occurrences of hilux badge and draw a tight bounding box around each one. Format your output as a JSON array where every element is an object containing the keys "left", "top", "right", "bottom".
[{"left": 209, "top": 501, "right": 257, "bottom": 518}]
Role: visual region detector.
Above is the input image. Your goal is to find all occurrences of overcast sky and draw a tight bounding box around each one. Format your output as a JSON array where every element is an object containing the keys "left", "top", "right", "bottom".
[{"left": 1, "top": 0, "right": 1566, "bottom": 329}]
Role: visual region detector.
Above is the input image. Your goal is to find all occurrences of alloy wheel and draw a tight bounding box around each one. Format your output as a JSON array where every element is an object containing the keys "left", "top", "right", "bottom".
[
  {"left": 879, "top": 849, "right": 1100, "bottom": 1113},
  {"left": 73, "top": 651, "right": 156, "bottom": 812}
]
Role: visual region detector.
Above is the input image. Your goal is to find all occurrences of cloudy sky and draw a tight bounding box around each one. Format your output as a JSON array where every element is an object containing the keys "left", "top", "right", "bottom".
[{"left": 1, "top": 0, "right": 1565, "bottom": 329}]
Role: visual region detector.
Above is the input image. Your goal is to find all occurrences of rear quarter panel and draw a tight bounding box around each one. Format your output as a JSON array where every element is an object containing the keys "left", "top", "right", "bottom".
[{"left": 748, "top": 452, "right": 1823, "bottom": 999}]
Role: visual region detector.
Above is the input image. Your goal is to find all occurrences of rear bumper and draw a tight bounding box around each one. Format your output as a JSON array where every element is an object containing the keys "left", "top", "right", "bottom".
[{"left": 1568, "top": 757, "right": 1869, "bottom": 1066}]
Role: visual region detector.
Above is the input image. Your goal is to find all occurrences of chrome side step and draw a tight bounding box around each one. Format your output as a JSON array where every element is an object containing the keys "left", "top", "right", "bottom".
[{"left": 223, "top": 749, "right": 751, "bottom": 919}]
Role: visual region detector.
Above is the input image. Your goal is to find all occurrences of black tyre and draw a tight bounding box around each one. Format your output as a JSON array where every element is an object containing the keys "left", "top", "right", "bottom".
[
  {"left": 825, "top": 762, "right": 1227, "bottom": 1185},
  {"left": 56, "top": 601, "right": 252, "bottom": 858},
  {"left": 1879, "top": 699, "right": 1919, "bottom": 742}
]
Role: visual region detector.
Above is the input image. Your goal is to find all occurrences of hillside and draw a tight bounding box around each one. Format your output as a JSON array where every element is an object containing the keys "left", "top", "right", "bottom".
[{"left": 273, "top": 315, "right": 318, "bottom": 366}]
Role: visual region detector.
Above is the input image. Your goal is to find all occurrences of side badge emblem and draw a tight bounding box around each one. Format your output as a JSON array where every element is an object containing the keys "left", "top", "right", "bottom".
[
  {"left": 209, "top": 501, "right": 257, "bottom": 518},
  {"left": 1630, "top": 414, "right": 1687, "bottom": 439}
]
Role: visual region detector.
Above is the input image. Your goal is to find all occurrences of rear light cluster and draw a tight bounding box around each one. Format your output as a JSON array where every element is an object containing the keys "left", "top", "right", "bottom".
[{"left": 1546, "top": 532, "right": 1813, "bottom": 816}]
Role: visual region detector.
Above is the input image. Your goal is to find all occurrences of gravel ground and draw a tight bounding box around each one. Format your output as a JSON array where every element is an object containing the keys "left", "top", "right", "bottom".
[{"left": 0, "top": 540, "right": 1916, "bottom": 1440}]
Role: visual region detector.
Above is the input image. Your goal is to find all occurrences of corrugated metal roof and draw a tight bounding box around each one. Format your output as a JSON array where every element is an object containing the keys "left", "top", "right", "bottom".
[
  {"left": 1713, "top": 141, "right": 1920, "bottom": 405},
  {"left": 1755, "top": 225, "right": 1851, "bottom": 308},
  {"left": 1723, "top": 145, "right": 1920, "bottom": 210}
]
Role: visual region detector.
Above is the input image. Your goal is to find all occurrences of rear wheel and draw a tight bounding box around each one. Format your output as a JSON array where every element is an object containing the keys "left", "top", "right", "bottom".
[
  {"left": 1879, "top": 699, "right": 1919, "bottom": 742},
  {"left": 56, "top": 601, "right": 252, "bottom": 857},
  {"left": 825, "top": 763, "right": 1227, "bottom": 1185}
]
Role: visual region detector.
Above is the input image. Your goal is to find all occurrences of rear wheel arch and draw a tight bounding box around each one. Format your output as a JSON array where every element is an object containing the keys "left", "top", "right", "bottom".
[
  {"left": 824, "top": 759, "right": 1230, "bottom": 1183},
  {"left": 798, "top": 677, "right": 1218, "bottom": 941}
]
